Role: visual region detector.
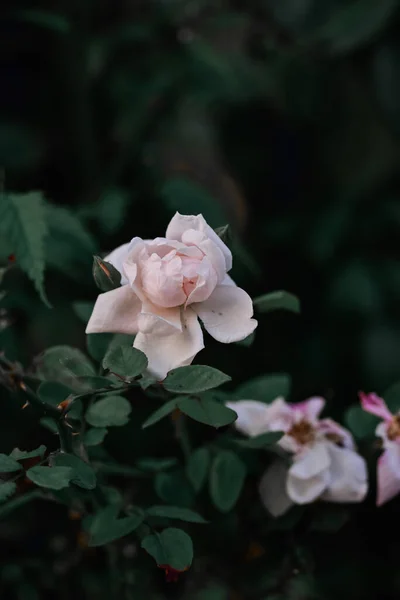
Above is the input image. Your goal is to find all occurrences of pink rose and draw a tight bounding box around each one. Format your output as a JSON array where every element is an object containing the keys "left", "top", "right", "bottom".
[
  {"left": 86, "top": 213, "right": 257, "bottom": 379},
  {"left": 227, "top": 396, "right": 368, "bottom": 516}
]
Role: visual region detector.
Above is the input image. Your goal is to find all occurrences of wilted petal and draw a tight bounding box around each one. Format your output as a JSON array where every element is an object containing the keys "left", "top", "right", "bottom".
[
  {"left": 226, "top": 400, "right": 272, "bottom": 437},
  {"left": 289, "top": 442, "right": 331, "bottom": 479},
  {"left": 192, "top": 284, "right": 257, "bottom": 343},
  {"left": 376, "top": 448, "right": 400, "bottom": 506},
  {"left": 359, "top": 391, "right": 392, "bottom": 422},
  {"left": 133, "top": 307, "right": 204, "bottom": 380},
  {"left": 321, "top": 444, "right": 368, "bottom": 503},
  {"left": 166, "top": 212, "right": 232, "bottom": 271},
  {"left": 259, "top": 460, "right": 294, "bottom": 517},
  {"left": 105, "top": 243, "right": 130, "bottom": 285},
  {"left": 86, "top": 286, "right": 141, "bottom": 335}
]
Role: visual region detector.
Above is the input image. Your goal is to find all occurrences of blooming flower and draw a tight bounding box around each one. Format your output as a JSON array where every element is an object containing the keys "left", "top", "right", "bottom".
[
  {"left": 227, "top": 396, "right": 368, "bottom": 516},
  {"left": 360, "top": 391, "right": 400, "bottom": 506},
  {"left": 86, "top": 213, "right": 257, "bottom": 379}
]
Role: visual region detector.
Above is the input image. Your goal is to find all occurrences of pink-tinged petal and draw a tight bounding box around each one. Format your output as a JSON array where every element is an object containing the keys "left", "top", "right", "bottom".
[
  {"left": 225, "top": 400, "right": 272, "bottom": 438},
  {"left": 376, "top": 449, "right": 400, "bottom": 506},
  {"left": 359, "top": 391, "right": 392, "bottom": 422},
  {"left": 185, "top": 257, "right": 218, "bottom": 306},
  {"left": 138, "top": 301, "right": 182, "bottom": 334},
  {"left": 321, "top": 444, "right": 368, "bottom": 503},
  {"left": 259, "top": 461, "right": 294, "bottom": 517},
  {"left": 292, "top": 397, "right": 325, "bottom": 422},
  {"left": 196, "top": 238, "right": 227, "bottom": 284},
  {"left": 289, "top": 442, "right": 331, "bottom": 479},
  {"left": 122, "top": 237, "right": 147, "bottom": 301},
  {"left": 166, "top": 212, "right": 232, "bottom": 271},
  {"left": 286, "top": 468, "right": 330, "bottom": 505},
  {"left": 264, "top": 397, "right": 294, "bottom": 433},
  {"left": 192, "top": 284, "right": 257, "bottom": 343},
  {"left": 133, "top": 307, "right": 204, "bottom": 380},
  {"left": 105, "top": 243, "right": 130, "bottom": 285},
  {"left": 86, "top": 286, "right": 141, "bottom": 335},
  {"left": 319, "top": 418, "right": 355, "bottom": 450}
]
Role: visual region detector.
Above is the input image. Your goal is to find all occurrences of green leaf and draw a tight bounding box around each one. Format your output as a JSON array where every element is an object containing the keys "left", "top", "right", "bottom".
[
  {"left": 235, "top": 374, "right": 291, "bottom": 403},
  {"left": 0, "top": 454, "right": 23, "bottom": 473},
  {"left": 141, "top": 528, "right": 193, "bottom": 571},
  {"left": 72, "top": 301, "right": 94, "bottom": 323},
  {"left": 11, "top": 9, "right": 71, "bottom": 34},
  {"left": 312, "top": 0, "right": 398, "bottom": 56},
  {"left": 164, "top": 365, "right": 231, "bottom": 394},
  {"left": 344, "top": 404, "right": 378, "bottom": 440},
  {"left": 253, "top": 291, "right": 300, "bottom": 314},
  {"left": 138, "top": 458, "right": 178, "bottom": 472},
  {"left": 186, "top": 447, "right": 210, "bottom": 493},
  {"left": 88, "top": 506, "right": 144, "bottom": 547},
  {"left": 86, "top": 395, "right": 131, "bottom": 427},
  {"left": 37, "top": 381, "right": 73, "bottom": 406},
  {"left": 84, "top": 428, "right": 108, "bottom": 447},
  {"left": 10, "top": 446, "right": 46, "bottom": 461},
  {"left": 26, "top": 466, "right": 73, "bottom": 490},
  {"left": 235, "top": 431, "right": 284, "bottom": 449},
  {"left": 103, "top": 345, "right": 148, "bottom": 378},
  {"left": 209, "top": 451, "right": 246, "bottom": 512},
  {"left": 86, "top": 333, "right": 113, "bottom": 363},
  {"left": 178, "top": 396, "right": 237, "bottom": 428},
  {"left": 0, "top": 481, "right": 17, "bottom": 503},
  {"left": 155, "top": 471, "right": 195, "bottom": 506},
  {"left": 37, "top": 346, "right": 96, "bottom": 383},
  {"left": 52, "top": 454, "right": 96, "bottom": 490},
  {"left": 0, "top": 191, "right": 48, "bottom": 304},
  {"left": 146, "top": 505, "right": 207, "bottom": 523},
  {"left": 93, "top": 256, "right": 121, "bottom": 292},
  {"left": 141, "top": 398, "right": 179, "bottom": 429}
]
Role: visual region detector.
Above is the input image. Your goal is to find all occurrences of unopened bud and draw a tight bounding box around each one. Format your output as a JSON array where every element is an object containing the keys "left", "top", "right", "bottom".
[{"left": 92, "top": 256, "right": 121, "bottom": 292}]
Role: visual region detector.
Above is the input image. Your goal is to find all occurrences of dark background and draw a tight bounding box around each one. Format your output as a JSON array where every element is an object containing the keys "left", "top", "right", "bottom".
[{"left": 1, "top": 0, "right": 400, "bottom": 598}]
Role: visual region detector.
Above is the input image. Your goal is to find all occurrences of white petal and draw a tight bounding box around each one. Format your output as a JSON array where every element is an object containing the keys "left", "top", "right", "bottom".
[
  {"left": 166, "top": 212, "right": 232, "bottom": 271},
  {"left": 290, "top": 442, "right": 331, "bottom": 479},
  {"left": 86, "top": 286, "right": 141, "bottom": 335},
  {"left": 376, "top": 448, "right": 400, "bottom": 506},
  {"left": 319, "top": 418, "right": 355, "bottom": 450},
  {"left": 286, "top": 468, "right": 330, "bottom": 505},
  {"left": 259, "top": 461, "right": 294, "bottom": 517},
  {"left": 221, "top": 274, "right": 236, "bottom": 286},
  {"left": 192, "top": 284, "right": 257, "bottom": 343},
  {"left": 321, "top": 444, "right": 368, "bottom": 503},
  {"left": 293, "top": 397, "right": 325, "bottom": 422},
  {"left": 133, "top": 307, "right": 204, "bottom": 380},
  {"left": 138, "top": 301, "right": 182, "bottom": 334},
  {"left": 196, "top": 238, "right": 227, "bottom": 284},
  {"left": 105, "top": 243, "right": 130, "bottom": 285},
  {"left": 225, "top": 400, "right": 272, "bottom": 437}
]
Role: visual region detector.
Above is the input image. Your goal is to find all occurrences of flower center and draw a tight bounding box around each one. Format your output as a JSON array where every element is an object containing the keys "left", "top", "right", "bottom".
[
  {"left": 387, "top": 415, "right": 400, "bottom": 441},
  {"left": 288, "top": 419, "right": 315, "bottom": 445}
]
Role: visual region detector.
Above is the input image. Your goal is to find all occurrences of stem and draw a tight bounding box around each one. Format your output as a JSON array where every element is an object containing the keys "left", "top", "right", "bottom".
[{"left": 57, "top": 420, "right": 74, "bottom": 454}]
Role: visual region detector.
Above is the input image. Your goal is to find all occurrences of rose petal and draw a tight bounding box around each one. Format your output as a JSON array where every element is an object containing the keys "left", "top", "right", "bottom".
[
  {"left": 259, "top": 460, "right": 294, "bottom": 517},
  {"left": 225, "top": 400, "right": 272, "bottom": 438},
  {"left": 105, "top": 243, "right": 130, "bottom": 285},
  {"left": 320, "top": 444, "right": 368, "bottom": 503},
  {"left": 86, "top": 286, "right": 141, "bottom": 335},
  {"left": 319, "top": 418, "right": 355, "bottom": 450},
  {"left": 286, "top": 468, "right": 330, "bottom": 505},
  {"left": 166, "top": 212, "right": 232, "bottom": 271},
  {"left": 292, "top": 397, "right": 325, "bottom": 423},
  {"left": 192, "top": 284, "right": 257, "bottom": 343},
  {"left": 138, "top": 301, "right": 182, "bottom": 334},
  {"left": 133, "top": 307, "right": 204, "bottom": 380},
  {"left": 290, "top": 442, "right": 331, "bottom": 479},
  {"left": 376, "top": 448, "right": 400, "bottom": 506},
  {"left": 359, "top": 391, "right": 392, "bottom": 422}
]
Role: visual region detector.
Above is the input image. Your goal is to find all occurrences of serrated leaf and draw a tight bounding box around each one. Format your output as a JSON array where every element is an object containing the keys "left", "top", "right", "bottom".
[
  {"left": 209, "top": 451, "right": 246, "bottom": 513},
  {"left": 235, "top": 431, "right": 284, "bottom": 449},
  {"left": 186, "top": 447, "right": 210, "bottom": 493},
  {"left": 178, "top": 396, "right": 237, "bottom": 428},
  {"left": 253, "top": 291, "right": 300, "bottom": 314},
  {"left": 146, "top": 505, "right": 207, "bottom": 523},
  {"left": 142, "top": 398, "right": 179, "bottom": 429},
  {"left": 164, "top": 365, "right": 231, "bottom": 394},
  {"left": 37, "top": 346, "right": 96, "bottom": 390},
  {"left": 84, "top": 428, "right": 108, "bottom": 446},
  {"left": 88, "top": 506, "right": 144, "bottom": 547},
  {"left": 141, "top": 528, "right": 193, "bottom": 571},
  {"left": 103, "top": 345, "right": 148, "bottom": 378},
  {"left": 236, "top": 374, "right": 291, "bottom": 403},
  {"left": 52, "top": 454, "right": 96, "bottom": 490},
  {"left": 10, "top": 445, "right": 46, "bottom": 461},
  {"left": 0, "top": 455, "right": 23, "bottom": 473},
  {"left": 86, "top": 395, "right": 131, "bottom": 427},
  {"left": 26, "top": 466, "right": 73, "bottom": 490},
  {"left": 0, "top": 481, "right": 17, "bottom": 503},
  {"left": 0, "top": 191, "right": 48, "bottom": 304}
]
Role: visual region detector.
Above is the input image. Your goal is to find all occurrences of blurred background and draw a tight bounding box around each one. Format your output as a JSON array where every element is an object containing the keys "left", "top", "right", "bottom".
[{"left": 2, "top": 0, "right": 400, "bottom": 598}]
